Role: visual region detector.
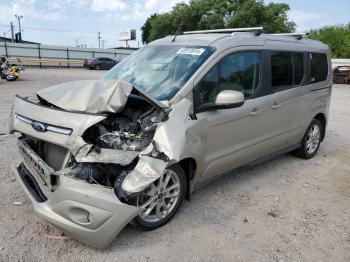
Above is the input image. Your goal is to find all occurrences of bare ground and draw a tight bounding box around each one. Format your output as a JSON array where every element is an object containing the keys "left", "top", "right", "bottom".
[{"left": 0, "top": 68, "right": 349, "bottom": 262}]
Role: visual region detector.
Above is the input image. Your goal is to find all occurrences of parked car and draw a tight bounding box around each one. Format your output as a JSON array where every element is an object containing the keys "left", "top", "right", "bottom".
[
  {"left": 9, "top": 27, "right": 332, "bottom": 249},
  {"left": 333, "top": 65, "right": 350, "bottom": 84},
  {"left": 83, "top": 57, "right": 117, "bottom": 70}
]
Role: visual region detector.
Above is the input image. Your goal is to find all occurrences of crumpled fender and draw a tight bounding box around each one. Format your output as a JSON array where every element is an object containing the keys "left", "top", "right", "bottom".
[{"left": 122, "top": 98, "right": 208, "bottom": 194}]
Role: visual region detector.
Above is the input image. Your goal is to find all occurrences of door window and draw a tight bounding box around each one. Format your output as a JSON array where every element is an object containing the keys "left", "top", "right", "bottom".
[
  {"left": 271, "top": 52, "right": 293, "bottom": 89},
  {"left": 197, "top": 51, "right": 260, "bottom": 106},
  {"left": 99, "top": 58, "right": 112, "bottom": 61},
  {"left": 197, "top": 64, "right": 219, "bottom": 105}
]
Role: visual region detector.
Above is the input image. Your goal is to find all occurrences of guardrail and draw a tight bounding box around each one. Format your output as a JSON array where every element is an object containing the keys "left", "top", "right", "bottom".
[
  {"left": 6, "top": 57, "right": 84, "bottom": 68},
  {"left": 0, "top": 42, "right": 135, "bottom": 68}
]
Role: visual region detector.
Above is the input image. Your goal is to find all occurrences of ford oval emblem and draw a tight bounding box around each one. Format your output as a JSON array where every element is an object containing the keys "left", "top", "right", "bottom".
[{"left": 31, "top": 121, "right": 46, "bottom": 132}]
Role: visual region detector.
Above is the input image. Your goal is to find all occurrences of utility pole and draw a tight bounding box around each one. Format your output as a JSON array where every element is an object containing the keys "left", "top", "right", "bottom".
[
  {"left": 75, "top": 37, "right": 81, "bottom": 47},
  {"left": 97, "top": 32, "right": 101, "bottom": 48},
  {"left": 15, "top": 15, "right": 23, "bottom": 33},
  {"left": 101, "top": 40, "right": 105, "bottom": 49},
  {"left": 15, "top": 14, "right": 23, "bottom": 43},
  {"left": 10, "top": 22, "right": 14, "bottom": 42}
]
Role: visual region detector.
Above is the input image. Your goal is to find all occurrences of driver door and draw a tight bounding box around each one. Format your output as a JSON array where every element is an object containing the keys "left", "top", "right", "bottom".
[{"left": 194, "top": 51, "right": 279, "bottom": 179}]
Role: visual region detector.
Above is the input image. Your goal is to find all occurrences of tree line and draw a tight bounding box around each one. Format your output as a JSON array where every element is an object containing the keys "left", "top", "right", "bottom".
[
  {"left": 141, "top": 0, "right": 295, "bottom": 43},
  {"left": 141, "top": 0, "right": 350, "bottom": 58},
  {"left": 308, "top": 24, "right": 350, "bottom": 58}
]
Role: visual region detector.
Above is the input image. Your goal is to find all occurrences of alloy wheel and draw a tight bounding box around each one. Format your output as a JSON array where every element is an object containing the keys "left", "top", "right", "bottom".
[
  {"left": 305, "top": 124, "right": 320, "bottom": 155},
  {"left": 138, "top": 169, "right": 181, "bottom": 223}
]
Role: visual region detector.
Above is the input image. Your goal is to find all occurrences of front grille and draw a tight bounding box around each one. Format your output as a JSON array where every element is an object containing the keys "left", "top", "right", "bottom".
[
  {"left": 24, "top": 138, "right": 68, "bottom": 171},
  {"left": 40, "top": 142, "right": 67, "bottom": 171}
]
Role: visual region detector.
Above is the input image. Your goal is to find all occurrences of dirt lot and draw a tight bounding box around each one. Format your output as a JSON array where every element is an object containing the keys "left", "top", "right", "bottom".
[{"left": 0, "top": 68, "right": 349, "bottom": 262}]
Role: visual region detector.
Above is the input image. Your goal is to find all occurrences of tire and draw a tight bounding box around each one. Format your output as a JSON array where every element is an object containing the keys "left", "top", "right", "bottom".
[
  {"left": 6, "top": 75, "right": 17, "bottom": 81},
  {"left": 294, "top": 119, "right": 323, "bottom": 159},
  {"left": 132, "top": 164, "right": 187, "bottom": 231},
  {"left": 95, "top": 65, "right": 101, "bottom": 70}
]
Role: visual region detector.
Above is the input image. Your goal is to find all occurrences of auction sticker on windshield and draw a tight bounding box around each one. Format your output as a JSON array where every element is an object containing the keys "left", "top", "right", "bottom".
[{"left": 176, "top": 48, "right": 205, "bottom": 56}]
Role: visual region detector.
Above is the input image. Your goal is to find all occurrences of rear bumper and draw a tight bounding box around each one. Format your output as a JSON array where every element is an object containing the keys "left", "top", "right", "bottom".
[{"left": 13, "top": 163, "right": 141, "bottom": 249}]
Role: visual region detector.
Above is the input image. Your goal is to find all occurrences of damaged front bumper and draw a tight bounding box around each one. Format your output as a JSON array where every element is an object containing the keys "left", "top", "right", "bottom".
[
  {"left": 12, "top": 139, "right": 141, "bottom": 249},
  {"left": 9, "top": 87, "right": 194, "bottom": 247}
]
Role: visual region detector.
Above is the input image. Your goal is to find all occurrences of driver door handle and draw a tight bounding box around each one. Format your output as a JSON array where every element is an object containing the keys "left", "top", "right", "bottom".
[
  {"left": 250, "top": 108, "right": 263, "bottom": 116},
  {"left": 271, "top": 102, "right": 283, "bottom": 109}
]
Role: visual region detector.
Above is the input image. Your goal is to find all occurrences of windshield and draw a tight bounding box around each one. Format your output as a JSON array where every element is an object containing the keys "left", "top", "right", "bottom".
[{"left": 102, "top": 45, "right": 214, "bottom": 100}]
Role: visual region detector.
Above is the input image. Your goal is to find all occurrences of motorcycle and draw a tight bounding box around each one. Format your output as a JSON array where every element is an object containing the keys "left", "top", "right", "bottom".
[
  {"left": 0, "top": 67, "right": 7, "bottom": 79},
  {"left": 4, "top": 60, "right": 24, "bottom": 81},
  {"left": 0, "top": 59, "right": 9, "bottom": 79}
]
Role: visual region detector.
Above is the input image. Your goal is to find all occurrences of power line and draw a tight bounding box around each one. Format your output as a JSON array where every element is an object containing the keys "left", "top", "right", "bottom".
[
  {"left": 0, "top": 23, "right": 139, "bottom": 48},
  {"left": 0, "top": 23, "right": 117, "bottom": 37},
  {"left": 0, "top": 23, "right": 92, "bottom": 33}
]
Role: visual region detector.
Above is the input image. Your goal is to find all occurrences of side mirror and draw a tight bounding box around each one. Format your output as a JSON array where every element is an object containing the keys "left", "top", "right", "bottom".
[{"left": 214, "top": 90, "right": 244, "bottom": 109}]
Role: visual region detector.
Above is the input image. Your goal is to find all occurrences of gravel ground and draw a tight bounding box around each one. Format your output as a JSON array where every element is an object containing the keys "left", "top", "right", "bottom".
[{"left": 0, "top": 68, "right": 349, "bottom": 262}]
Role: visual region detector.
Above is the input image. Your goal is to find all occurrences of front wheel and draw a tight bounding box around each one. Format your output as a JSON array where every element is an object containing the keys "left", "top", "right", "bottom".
[
  {"left": 294, "top": 119, "right": 323, "bottom": 159},
  {"left": 6, "top": 74, "right": 17, "bottom": 81},
  {"left": 132, "top": 164, "right": 187, "bottom": 230}
]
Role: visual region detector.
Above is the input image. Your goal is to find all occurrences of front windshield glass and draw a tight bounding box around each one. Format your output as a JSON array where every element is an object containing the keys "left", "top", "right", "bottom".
[{"left": 102, "top": 45, "right": 215, "bottom": 100}]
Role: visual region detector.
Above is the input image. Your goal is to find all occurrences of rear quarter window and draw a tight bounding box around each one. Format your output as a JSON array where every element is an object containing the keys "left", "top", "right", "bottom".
[{"left": 310, "top": 53, "right": 328, "bottom": 83}]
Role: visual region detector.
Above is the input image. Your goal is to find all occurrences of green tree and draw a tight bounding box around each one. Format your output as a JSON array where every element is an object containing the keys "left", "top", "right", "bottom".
[
  {"left": 141, "top": 0, "right": 295, "bottom": 43},
  {"left": 308, "top": 24, "right": 350, "bottom": 58},
  {"left": 141, "top": 13, "right": 158, "bottom": 44}
]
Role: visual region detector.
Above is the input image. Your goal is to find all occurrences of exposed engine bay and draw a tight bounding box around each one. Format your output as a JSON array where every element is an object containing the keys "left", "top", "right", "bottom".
[
  {"left": 82, "top": 97, "right": 169, "bottom": 152},
  {"left": 67, "top": 96, "right": 170, "bottom": 201}
]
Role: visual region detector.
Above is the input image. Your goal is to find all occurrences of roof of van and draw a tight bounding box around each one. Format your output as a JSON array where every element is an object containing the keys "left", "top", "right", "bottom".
[{"left": 149, "top": 32, "right": 328, "bottom": 51}]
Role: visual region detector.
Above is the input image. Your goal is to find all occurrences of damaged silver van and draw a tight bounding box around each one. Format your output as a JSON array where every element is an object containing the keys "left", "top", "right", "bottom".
[{"left": 9, "top": 28, "right": 332, "bottom": 248}]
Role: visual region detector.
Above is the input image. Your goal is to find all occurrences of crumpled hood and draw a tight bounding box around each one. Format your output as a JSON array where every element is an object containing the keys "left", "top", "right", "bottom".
[{"left": 36, "top": 79, "right": 165, "bottom": 114}]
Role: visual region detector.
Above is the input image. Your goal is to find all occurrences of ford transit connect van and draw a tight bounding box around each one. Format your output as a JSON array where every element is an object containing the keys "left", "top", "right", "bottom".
[{"left": 9, "top": 27, "right": 332, "bottom": 248}]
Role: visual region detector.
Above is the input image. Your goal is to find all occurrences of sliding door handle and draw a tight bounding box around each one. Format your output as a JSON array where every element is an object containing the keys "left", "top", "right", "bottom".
[
  {"left": 250, "top": 108, "right": 263, "bottom": 116},
  {"left": 271, "top": 102, "right": 283, "bottom": 109}
]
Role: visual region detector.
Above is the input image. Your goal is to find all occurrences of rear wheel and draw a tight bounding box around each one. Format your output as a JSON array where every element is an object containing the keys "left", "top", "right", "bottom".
[
  {"left": 294, "top": 119, "right": 322, "bottom": 159},
  {"left": 133, "top": 164, "right": 186, "bottom": 230}
]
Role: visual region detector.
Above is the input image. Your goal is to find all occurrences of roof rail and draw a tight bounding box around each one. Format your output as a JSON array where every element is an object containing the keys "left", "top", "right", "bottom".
[
  {"left": 269, "top": 33, "right": 307, "bottom": 40},
  {"left": 183, "top": 27, "right": 263, "bottom": 36}
]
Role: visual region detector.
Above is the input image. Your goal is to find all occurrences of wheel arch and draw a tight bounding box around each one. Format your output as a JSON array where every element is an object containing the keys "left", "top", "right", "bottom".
[
  {"left": 313, "top": 113, "right": 327, "bottom": 141},
  {"left": 178, "top": 158, "right": 197, "bottom": 200}
]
